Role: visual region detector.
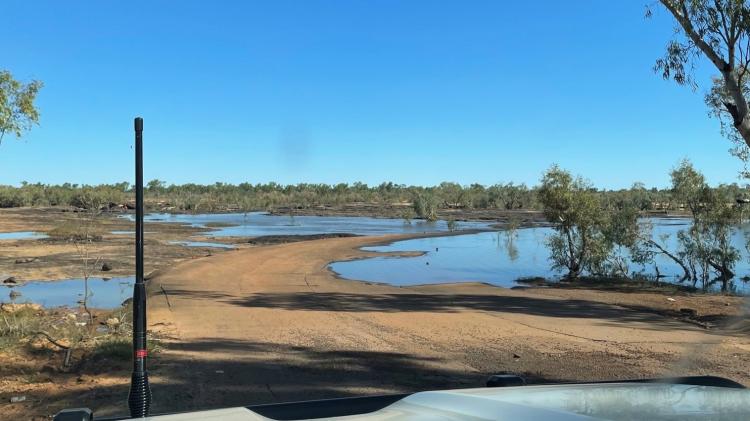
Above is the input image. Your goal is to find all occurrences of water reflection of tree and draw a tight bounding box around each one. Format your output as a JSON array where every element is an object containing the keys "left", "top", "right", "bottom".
[{"left": 497, "top": 221, "right": 520, "bottom": 262}]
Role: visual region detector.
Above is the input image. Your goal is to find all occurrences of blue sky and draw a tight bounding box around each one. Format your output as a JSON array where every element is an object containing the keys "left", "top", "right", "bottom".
[{"left": 0, "top": 1, "right": 743, "bottom": 189}]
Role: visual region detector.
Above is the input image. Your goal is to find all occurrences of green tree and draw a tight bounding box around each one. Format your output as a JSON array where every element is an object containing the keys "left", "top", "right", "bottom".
[
  {"left": 147, "top": 179, "right": 167, "bottom": 196},
  {"left": 682, "top": 186, "right": 740, "bottom": 290},
  {"left": 629, "top": 182, "right": 653, "bottom": 211},
  {"left": 501, "top": 182, "right": 528, "bottom": 210},
  {"left": 412, "top": 192, "right": 438, "bottom": 221},
  {"left": 0, "top": 70, "right": 42, "bottom": 145},
  {"left": 602, "top": 206, "right": 641, "bottom": 277},
  {"left": 538, "top": 166, "right": 608, "bottom": 278},
  {"left": 539, "top": 166, "right": 644, "bottom": 279},
  {"left": 671, "top": 158, "right": 706, "bottom": 214},
  {"left": 650, "top": 1, "right": 750, "bottom": 162},
  {"left": 438, "top": 182, "right": 465, "bottom": 208},
  {"left": 635, "top": 160, "right": 740, "bottom": 290}
]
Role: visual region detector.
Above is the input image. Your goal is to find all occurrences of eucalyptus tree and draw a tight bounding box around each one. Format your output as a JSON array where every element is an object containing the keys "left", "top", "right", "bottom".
[
  {"left": 629, "top": 182, "right": 654, "bottom": 211},
  {"left": 686, "top": 184, "right": 740, "bottom": 289},
  {"left": 633, "top": 160, "right": 740, "bottom": 290},
  {"left": 0, "top": 70, "right": 43, "bottom": 145},
  {"left": 671, "top": 158, "right": 708, "bottom": 213},
  {"left": 539, "top": 166, "right": 612, "bottom": 278},
  {"left": 539, "top": 166, "right": 649, "bottom": 279},
  {"left": 437, "top": 182, "right": 465, "bottom": 208},
  {"left": 651, "top": 1, "right": 750, "bottom": 164},
  {"left": 501, "top": 182, "right": 529, "bottom": 210},
  {"left": 412, "top": 191, "right": 439, "bottom": 221}
]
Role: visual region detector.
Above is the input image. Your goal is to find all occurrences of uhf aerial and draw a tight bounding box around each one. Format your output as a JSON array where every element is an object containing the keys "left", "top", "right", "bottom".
[{"left": 128, "top": 117, "right": 152, "bottom": 417}]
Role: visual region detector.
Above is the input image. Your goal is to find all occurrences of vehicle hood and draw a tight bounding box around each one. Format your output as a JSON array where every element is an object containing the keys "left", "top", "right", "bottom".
[{"left": 144, "top": 383, "right": 750, "bottom": 420}]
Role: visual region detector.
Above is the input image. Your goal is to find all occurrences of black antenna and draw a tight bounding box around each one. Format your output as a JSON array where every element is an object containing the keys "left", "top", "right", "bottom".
[{"left": 128, "top": 117, "right": 152, "bottom": 417}]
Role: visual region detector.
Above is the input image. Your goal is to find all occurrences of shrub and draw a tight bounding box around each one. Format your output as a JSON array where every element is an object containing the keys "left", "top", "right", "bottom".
[
  {"left": 90, "top": 338, "right": 131, "bottom": 361},
  {"left": 48, "top": 221, "right": 103, "bottom": 242},
  {"left": 413, "top": 193, "right": 438, "bottom": 221}
]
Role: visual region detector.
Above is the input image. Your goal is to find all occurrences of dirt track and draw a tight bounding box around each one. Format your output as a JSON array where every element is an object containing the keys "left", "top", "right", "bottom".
[
  {"left": 138, "top": 235, "right": 750, "bottom": 416},
  {"left": 3, "top": 234, "right": 749, "bottom": 419}
]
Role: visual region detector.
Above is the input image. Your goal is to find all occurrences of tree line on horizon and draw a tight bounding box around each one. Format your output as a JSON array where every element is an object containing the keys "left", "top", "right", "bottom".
[
  {"left": 0, "top": 162, "right": 749, "bottom": 217},
  {"left": 1, "top": 158, "right": 745, "bottom": 292}
]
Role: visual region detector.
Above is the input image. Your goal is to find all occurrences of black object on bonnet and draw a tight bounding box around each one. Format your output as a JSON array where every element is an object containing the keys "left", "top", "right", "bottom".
[{"left": 127, "top": 117, "right": 152, "bottom": 418}]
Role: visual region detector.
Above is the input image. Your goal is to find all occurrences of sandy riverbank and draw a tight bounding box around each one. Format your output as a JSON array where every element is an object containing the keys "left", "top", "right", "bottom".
[
  {"left": 0, "top": 208, "right": 238, "bottom": 282},
  {"left": 3, "top": 233, "right": 746, "bottom": 419}
]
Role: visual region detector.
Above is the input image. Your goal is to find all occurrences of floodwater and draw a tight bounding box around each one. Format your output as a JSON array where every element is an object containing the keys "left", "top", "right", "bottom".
[
  {"left": 120, "top": 212, "right": 492, "bottom": 237},
  {"left": 2, "top": 276, "right": 135, "bottom": 309},
  {"left": 3, "top": 213, "right": 490, "bottom": 309},
  {"left": 19, "top": 215, "right": 748, "bottom": 310},
  {"left": 0, "top": 231, "right": 48, "bottom": 240},
  {"left": 331, "top": 218, "right": 750, "bottom": 294}
]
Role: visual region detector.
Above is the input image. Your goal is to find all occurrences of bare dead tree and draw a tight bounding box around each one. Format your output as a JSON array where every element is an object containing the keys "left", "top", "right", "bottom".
[{"left": 71, "top": 196, "right": 104, "bottom": 332}]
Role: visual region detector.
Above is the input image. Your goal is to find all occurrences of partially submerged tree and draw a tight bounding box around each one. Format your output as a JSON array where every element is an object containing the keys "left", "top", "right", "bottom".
[
  {"left": 0, "top": 70, "right": 42, "bottom": 145},
  {"left": 633, "top": 159, "right": 740, "bottom": 290},
  {"left": 673, "top": 160, "right": 740, "bottom": 288},
  {"left": 687, "top": 188, "right": 740, "bottom": 289},
  {"left": 601, "top": 206, "right": 642, "bottom": 277},
  {"left": 412, "top": 192, "right": 438, "bottom": 221},
  {"left": 538, "top": 166, "right": 639, "bottom": 279},
  {"left": 539, "top": 166, "right": 597, "bottom": 278},
  {"left": 630, "top": 223, "right": 693, "bottom": 281}
]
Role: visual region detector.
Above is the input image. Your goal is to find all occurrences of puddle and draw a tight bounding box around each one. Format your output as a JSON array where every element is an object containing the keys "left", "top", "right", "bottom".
[
  {"left": 110, "top": 231, "right": 155, "bottom": 235},
  {"left": 168, "top": 241, "right": 235, "bottom": 249},
  {"left": 331, "top": 231, "right": 552, "bottom": 288},
  {"left": 0, "top": 231, "right": 49, "bottom": 240},
  {"left": 2, "top": 277, "right": 135, "bottom": 309}
]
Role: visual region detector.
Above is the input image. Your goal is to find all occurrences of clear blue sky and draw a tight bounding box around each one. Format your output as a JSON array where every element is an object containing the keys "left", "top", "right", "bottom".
[{"left": 0, "top": 1, "right": 743, "bottom": 189}]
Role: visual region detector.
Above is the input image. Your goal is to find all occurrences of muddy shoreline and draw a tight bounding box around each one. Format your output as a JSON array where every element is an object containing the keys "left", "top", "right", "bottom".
[
  {"left": 0, "top": 208, "right": 501, "bottom": 284},
  {"left": 0, "top": 208, "right": 226, "bottom": 283}
]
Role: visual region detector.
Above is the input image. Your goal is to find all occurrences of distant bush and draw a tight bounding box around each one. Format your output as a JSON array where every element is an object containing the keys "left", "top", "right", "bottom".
[
  {"left": 0, "top": 187, "right": 24, "bottom": 207},
  {"left": 400, "top": 207, "right": 416, "bottom": 225},
  {"left": 413, "top": 192, "right": 439, "bottom": 221},
  {"left": 48, "top": 221, "right": 103, "bottom": 242}
]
